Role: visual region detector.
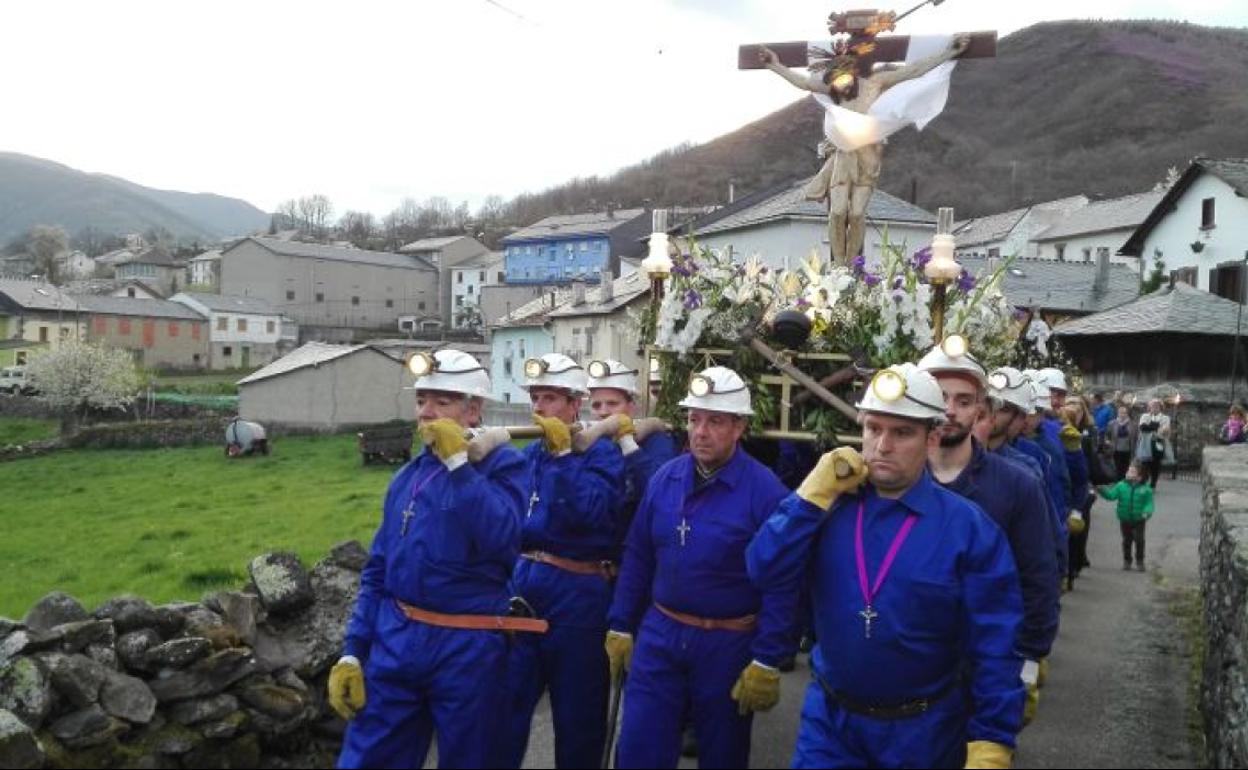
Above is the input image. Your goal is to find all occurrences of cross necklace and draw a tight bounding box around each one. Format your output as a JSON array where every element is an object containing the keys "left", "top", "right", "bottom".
[
  {"left": 854, "top": 500, "right": 918, "bottom": 639},
  {"left": 399, "top": 466, "right": 446, "bottom": 536}
]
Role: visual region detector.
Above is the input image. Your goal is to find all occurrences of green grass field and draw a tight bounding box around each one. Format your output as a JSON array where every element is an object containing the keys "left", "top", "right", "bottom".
[
  {"left": 0, "top": 433, "right": 397, "bottom": 617},
  {"left": 0, "top": 417, "right": 59, "bottom": 446}
]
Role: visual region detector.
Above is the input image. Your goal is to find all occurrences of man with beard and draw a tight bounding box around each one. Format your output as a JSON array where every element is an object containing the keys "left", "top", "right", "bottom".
[
  {"left": 919, "top": 342, "right": 1057, "bottom": 727},
  {"left": 748, "top": 362, "right": 1024, "bottom": 768}
]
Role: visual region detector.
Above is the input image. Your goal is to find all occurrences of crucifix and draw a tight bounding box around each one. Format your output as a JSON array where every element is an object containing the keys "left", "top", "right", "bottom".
[
  {"left": 400, "top": 506, "right": 416, "bottom": 537},
  {"left": 859, "top": 605, "right": 879, "bottom": 639},
  {"left": 527, "top": 490, "right": 540, "bottom": 518},
  {"left": 676, "top": 518, "right": 692, "bottom": 547},
  {"left": 740, "top": 3, "right": 996, "bottom": 265}
]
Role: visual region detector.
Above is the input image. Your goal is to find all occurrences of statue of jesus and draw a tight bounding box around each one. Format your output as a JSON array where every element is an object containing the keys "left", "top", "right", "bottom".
[{"left": 759, "top": 33, "right": 969, "bottom": 264}]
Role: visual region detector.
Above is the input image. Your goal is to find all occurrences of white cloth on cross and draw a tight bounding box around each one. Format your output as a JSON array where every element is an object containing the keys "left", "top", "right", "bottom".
[{"left": 813, "top": 34, "right": 957, "bottom": 153}]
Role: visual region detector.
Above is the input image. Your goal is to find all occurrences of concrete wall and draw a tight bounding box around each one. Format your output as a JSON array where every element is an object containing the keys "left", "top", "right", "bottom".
[
  {"left": 84, "top": 314, "right": 210, "bottom": 370},
  {"left": 220, "top": 241, "right": 439, "bottom": 335},
  {"left": 1143, "top": 174, "right": 1248, "bottom": 293},
  {"left": 238, "top": 348, "right": 414, "bottom": 427},
  {"left": 1200, "top": 444, "right": 1248, "bottom": 767},
  {"left": 696, "top": 219, "right": 934, "bottom": 272}
]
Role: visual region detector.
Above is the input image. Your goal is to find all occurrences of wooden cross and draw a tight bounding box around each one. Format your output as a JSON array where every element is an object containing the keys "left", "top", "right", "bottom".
[{"left": 738, "top": 31, "right": 997, "bottom": 71}]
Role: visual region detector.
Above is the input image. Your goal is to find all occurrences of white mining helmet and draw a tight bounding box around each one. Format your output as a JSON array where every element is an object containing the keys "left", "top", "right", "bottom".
[
  {"left": 586, "top": 359, "right": 639, "bottom": 396},
  {"left": 406, "top": 349, "right": 493, "bottom": 399},
  {"left": 987, "top": 366, "right": 1034, "bottom": 414},
  {"left": 678, "top": 366, "right": 754, "bottom": 416},
  {"left": 917, "top": 334, "right": 988, "bottom": 388},
  {"left": 855, "top": 362, "right": 948, "bottom": 423},
  {"left": 521, "top": 352, "right": 589, "bottom": 396},
  {"left": 1023, "top": 370, "right": 1052, "bottom": 414},
  {"left": 1036, "top": 367, "right": 1069, "bottom": 394}
]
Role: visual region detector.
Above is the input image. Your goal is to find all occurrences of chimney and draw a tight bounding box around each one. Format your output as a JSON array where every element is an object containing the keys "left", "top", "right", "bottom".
[
  {"left": 1093, "top": 249, "right": 1110, "bottom": 295},
  {"left": 728, "top": 180, "right": 736, "bottom": 204},
  {"left": 599, "top": 268, "right": 613, "bottom": 302},
  {"left": 573, "top": 280, "right": 586, "bottom": 306}
]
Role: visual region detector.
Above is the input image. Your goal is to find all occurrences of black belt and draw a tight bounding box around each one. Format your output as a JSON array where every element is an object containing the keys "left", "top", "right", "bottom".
[{"left": 815, "top": 671, "right": 957, "bottom": 720}]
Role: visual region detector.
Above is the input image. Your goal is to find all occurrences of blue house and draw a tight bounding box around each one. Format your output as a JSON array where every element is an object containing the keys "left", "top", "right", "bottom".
[
  {"left": 502, "top": 208, "right": 650, "bottom": 285},
  {"left": 486, "top": 288, "right": 573, "bottom": 404}
]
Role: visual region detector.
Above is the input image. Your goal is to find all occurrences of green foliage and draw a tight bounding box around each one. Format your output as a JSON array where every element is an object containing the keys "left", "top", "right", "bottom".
[
  {"left": 0, "top": 417, "right": 59, "bottom": 446},
  {"left": 1142, "top": 252, "right": 1167, "bottom": 294},
  {"left": 0, "top": 434, "right": 391, "bottom": 616}
]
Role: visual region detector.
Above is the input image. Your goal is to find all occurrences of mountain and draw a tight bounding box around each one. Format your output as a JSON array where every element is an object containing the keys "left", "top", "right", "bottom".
[
  {"left": 505, "top": 20, "right": 1248, "bottom": 222},
  {"left": 0, "top": 153, "right": 270, "bottom": 246}
]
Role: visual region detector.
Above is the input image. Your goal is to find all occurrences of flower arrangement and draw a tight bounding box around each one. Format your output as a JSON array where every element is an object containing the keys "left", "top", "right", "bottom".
[{"left": 642, "top": 231, "right": 1024, "bottom": 433}]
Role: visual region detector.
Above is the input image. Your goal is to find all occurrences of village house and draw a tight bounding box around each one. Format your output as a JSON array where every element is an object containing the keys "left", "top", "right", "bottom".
[
  {"left": 170, "top": 292, "right": 291, "bottom": 370},
  {"left": 0, "top": 279, "right": 84, "bottom": 359},
  {"left": 399, "top": 235, "right": 490, "bottom": 329},
  {"left": 691, "top": 179, "right": 938, "bottom": 269},
  {"left": 450, "top": 251, "right": 505, "bottom": 330},
  {"left": 487, "top": 288, "right": 571, "bottom": 405},
  {"left": 953, "top": 195, "right": 1089, "bottom": 261},
  {"left": 62, "top": 278, "right": 164, "bottom": 299},
  {"left": 75, "top": 295, "right": 209, "bottom": 370},
  {"left": 188, "top": 249, "right": 223, "bottom": 289},
  {"left": 1119, "top": 157, "right": 1248, "bottom": 301},
  {"left": 219, "top": 237, "right": 440, "bottom": 343},
  {"left": 546, "top": 270, "right": 651, "bottom": 378},
  {"left": 113, "top": 247, "right": 186, "bottom": 296},
  {"left": 958, "top": 253, "right": 1139, "bottom": 320},
  {"left": 502, "top": 208, "right": 650, "bottom": 285},
  {"left": 1031, "top": 190, "right": 1163, "bottom": 267}
]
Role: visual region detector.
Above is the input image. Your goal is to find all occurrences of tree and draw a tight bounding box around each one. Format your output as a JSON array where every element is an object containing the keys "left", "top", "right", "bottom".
[
  {"left": 28, "top": 225, "right": 69, "bottom": 284},
  {"left": 1142, "top": 253, "right": 1167, "bottom": 293},
  {"left": 338, "top": 210, "right": 378, "bottom": 248},
  {"left": 26, "top": 340, "right": 140, "bottom": 435}
]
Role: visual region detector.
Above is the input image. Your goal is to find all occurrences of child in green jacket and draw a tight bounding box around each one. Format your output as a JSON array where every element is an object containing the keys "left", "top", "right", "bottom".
[{"left": 1097, "top": 462, "right": 1155, "bottom": 571}]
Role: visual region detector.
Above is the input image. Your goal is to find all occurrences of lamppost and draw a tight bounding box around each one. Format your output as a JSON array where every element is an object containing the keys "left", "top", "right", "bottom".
[
  {"left": 640, "top": 209, "right": 674, "bottom": 414},
  {"left": 924, "top": 207, "right": 961, "bottom": 341}
]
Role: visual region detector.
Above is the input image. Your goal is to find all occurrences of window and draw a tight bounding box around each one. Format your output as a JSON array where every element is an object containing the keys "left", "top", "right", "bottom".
[
  {"left": 39, "top": 327, "right": 48, "bottom": 343},
  {"left": 467, "top": 285, "right": 474, "bottom": 295},
  {"left": 351, "top": 296, "right": 360, "bottom": 306},
  {"left": 286, "top": 290, "right": 295, "bottom": 301},
  {"left": 1096, "top": 247, "right": 1110, "bottom": 263},
  {"left": 316, "top": 293, "right": 325, "bottom": 303},
  {"left": 456, "top": 296, "right": 464, "bottom": 307},
  {"left": 15, "top": 351, "right": 26, "bottom": 366},
  {"left": 223, "top": 346, "right": 233, "bottom": 357},
  {"left": 497, "top": 272, "right": 505, "bottom": 283},
  {"left": 1082, "top": 247, "right": 1092, "bottom": 263},
  {"left": 519, "top": 340, "right": 526, "bottom": 359},
  {"left": 192, "top": 325, "right": 201, "bottom": 341},
  {"left": 1202, "top": 198, "right": 1216, "bottom": 229},
  {"left": 580, "top": 241, "right": 588, "bottom": 252},
  {"left": 987, "top": 248, "right": 1000, "bottom": 260},
  {"left": 1055, "top": 244, "right": 1066, "bottom": 261},
  {"left": 168, "top": 322, "right": 179, "bottom": 337},
  {"left": 60, "top": 327, "right": 71, "bottom": 340},
  {"left": 92, "top": 317, "right": 107, "bottom": 336},
  {"left": 1171, "top": 267, "right": 1198, "bottom": 287},
  {"left": 127, "top": 288, "right": 136, "bottom": 298},
  {"left": 266, "top": 320, "right": 275, "bottom": 334},
  {"left": 418, "top": 301, "right": 426, "bottom": 311},
  {"left": 119, "top": 319, "right": 131, "bottom": 335},
  {"left": 457, "top": 272, "right": 463, "bottom": 284},
  {"left": 386, "top": 299, "right": 394, "bottom": 309},
  {"left": 479, "top": 271, "right": 485, "bottom": 282},
  {"left": 217, "top": 317, "right": 228, "bottom": 331},
  {"left": 237, "top": 318, "right": 248, "bottom": 332}
]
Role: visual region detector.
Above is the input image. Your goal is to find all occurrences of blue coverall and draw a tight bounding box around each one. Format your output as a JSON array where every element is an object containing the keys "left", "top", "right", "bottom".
[
  {"left": 338, "top": 445, "right": 527, "bottom": 770},
  {"left": 498, "top": 437, "right": 625, "bottom": 769},
  {"left": 939, "top": 441, "right": 1059, "bottom": 663},
  {"left": 609, "top": 446, "right": 792, "bottom": 768},
  {"left": 746, "top": 474, "right": 1025, "bottom": 768},
  {"left": 1016, "top": 435, "right": 1070, "bottom": 575},
  {"left": 617, "top": 431, "right": 680, "bottom": 554}
]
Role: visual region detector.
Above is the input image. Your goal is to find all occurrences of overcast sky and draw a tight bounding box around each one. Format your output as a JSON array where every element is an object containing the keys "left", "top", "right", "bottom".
[{"left": 2, "top": 0, "right": 1244, "bottom": 218}]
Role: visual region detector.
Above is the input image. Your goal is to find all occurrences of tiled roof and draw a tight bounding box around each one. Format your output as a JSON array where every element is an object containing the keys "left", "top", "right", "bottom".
[
  {"left": 489, "top": 288, "right": 574, "bottom": 328},
  {"left": 1034, "top": 191, "right": 1165, "bottom": 241},
  {"left": 694, "top": 179, "right": 936, "bottom": 237},
  {"left": 959, "top": 256, "right": 1139, "bottom": 314},
  {"left": 0, "top": 279, "right": 80, "bottom": 312},
  {"left": 61, "top": 278, "right": 163, "bottom": 298},
  {"left": 399, "top": 236, "right": 471, "bottom": 252},
  {"left": 455, "top": 251, "right": 505, "bottom": 270},
  {"left": 503, "top": 209, "right": 648, "bottom": 243},
  {"left": 1054, "top": 283, "right": 1244, "bottom": 337},
  {"left": 1202, "top": 158, "right": 1248, "bottom": 197},
  {"left": 953, "top": 196, "right": 1087, "bottom": 248},
  {"left": 189, "top": 249, "right": 223, "bottom": 263},
  {"left": 173, "top": 292, "right": 280, "bottom": 316},
  {"left": 115, "top": 247, "right": 178, "bottom": 267},
  {"left": 237, "top": 342, "right": 378, "bottom": 385},
  {"left": 73, "top": 295, "right": 205, "bottom": 321},
  {"left": 547, "top": 271, "right": 650, "bottom": 318},
  {"left": 232, "top": 237, "right": 437, "bottom": 271},
  {"left": 1122, "top": 157, "right": 1248, "bottom": 256}
]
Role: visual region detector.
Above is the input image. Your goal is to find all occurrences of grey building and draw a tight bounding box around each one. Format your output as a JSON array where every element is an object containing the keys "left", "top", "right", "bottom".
[
  {"left": 399, "top": 236, "right": 490, "bottom": 329},
  {"left": 114, "top": 247, "right": 186, "bottom": 296},
  {"left": 236, "top": 342, "right": 414, "bottom": 429},
  {"left": 220, "top": 237, "right": 440, "bottom": 342}
]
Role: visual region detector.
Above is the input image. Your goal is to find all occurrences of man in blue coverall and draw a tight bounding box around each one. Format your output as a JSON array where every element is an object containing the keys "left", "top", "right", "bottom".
[
  {"left": 330, "top": 349, "right": 530, "bottom": 769},
  {"left": 498, "top": 352, "right": 625, "bottom": 768},
  {"left": 919, "top": 343, "right": 1058, "bottom": 727},
  {"left": 747, "top": 362, "right": 1025, "bottom": 769},
  {"left": 1021, "top": 373, "right": 1071, "bottom": 581},
  {"left": 605, "top": 366, "right": 793, "bottom": 768}
]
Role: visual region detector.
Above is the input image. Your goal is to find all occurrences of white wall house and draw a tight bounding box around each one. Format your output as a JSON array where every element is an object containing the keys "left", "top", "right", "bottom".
[
  {"left": 487, "top": 290, "right": 569, "bottom": 405},
  {"left": 450, "top": 252, "right": 504, "bottom": 329},
  {"left": 189, "top": 250, "right": 222, "bottom": 288},
  {"left": 1031, "top": 191, "right": 1162, "bottom": 269},
  {"left": 1120, "top": 158, "right": 1248, "bottom": 301},
  {"left": 547, "top": 272, "right": 650, "bottom": 380},
  {"left": 954, "top": 196, "right": 1088, "bottom": 261},
  {"left": 170, "top": 292, "right": 289, "bottom": 370},
  {"left": 692, "top": 179, "right": 937, "bottom": 271}
]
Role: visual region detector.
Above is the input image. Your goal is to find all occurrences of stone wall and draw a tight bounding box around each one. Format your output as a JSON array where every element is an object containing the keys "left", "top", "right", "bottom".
[
  {"left": 0, "top": 542, "right": 368, "bottom": 769},
  {"left": 1199, "top": 444, "right": 1248, "bottom": 768}
]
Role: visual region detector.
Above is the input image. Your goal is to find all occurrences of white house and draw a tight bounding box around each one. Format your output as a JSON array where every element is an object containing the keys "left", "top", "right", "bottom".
[
  {"left": 1031, "top": 191, "right": 1163, "bottom": 268},
  {"left": 450, "top": 251, "right": 504, "bottom": 330},
  {"left": 1120, "top": 157, "right": 1248, "bottom": 301},
  {"left": 188, "top": 249, "right": 222, "bottom": 288},
  {"left": 487, "top": 289, "right": 570, "bottom": 405},
  {"left": 170, "top": 291, "right": 290, "bottom": 370},
  {"left": 953, "top": 196, "right": 1088, "bottom": 261},
  {"left": 692, "top": 179, "right": 938, "bottom": 271},
  {"left": 56, "top": 250, "right": 96, "bottom": 281},
  {"left": 546, "top": 271, "right": 650, "bottom": 379}
]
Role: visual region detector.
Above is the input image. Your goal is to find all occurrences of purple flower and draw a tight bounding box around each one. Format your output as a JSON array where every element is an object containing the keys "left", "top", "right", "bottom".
[
  {"left": 957, "top": 270, "right": 977, "bottom": 293},
  {"left": 672, "top": 263, "right": 690, "bottom": 277},
  {"left": 1012, "top": 306, "right": 1029, "bottom": 321},
  {"left": 864, "top": 272, "right": 882, "bottom": 287},
  {"left": 683, "top": 289, "right": 703, "bottom": 309},
  {"left": 891, "top": 289, "right": 905, "bottom": 304},
  {"left": 911, "top": 247, "right": 932, "bottom": 271},
  {"left": 796, "top": 297, "right": 811, "bottom": 308},
  {"left": 851, "top": 254, "right": 867, "bottom": 275},
  {"left": 892, "top": 276, "right": 904, "bottom": 291}
]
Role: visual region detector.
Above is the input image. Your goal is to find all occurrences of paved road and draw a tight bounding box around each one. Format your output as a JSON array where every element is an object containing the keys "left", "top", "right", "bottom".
[{"left": 516, "top": 478, "right": 1204, "bottom": 768}]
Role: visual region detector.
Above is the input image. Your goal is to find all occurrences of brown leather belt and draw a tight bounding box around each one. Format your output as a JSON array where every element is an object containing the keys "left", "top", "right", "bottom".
[
  {"left": 815, "top": 670, "right": 956, "bottom": 720},
  {"left": 396, "top": 600, "right": 549, "bottom": 634},
  {"left": 521, "top": 550, "right": 618, "bottom": 580},
  {"left": 655, "top": 603, "right": 757, "bottom": 632}
]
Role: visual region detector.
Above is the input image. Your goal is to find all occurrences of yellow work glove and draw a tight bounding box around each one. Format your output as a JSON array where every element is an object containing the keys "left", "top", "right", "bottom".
[
  {"left": 632, "top": 417, "right": 669, "bottom": 442},
  {"left": 533, "top": 414, "right": 573, "bottom": 455},
  {"left": 467, "top": 427, "right": 511, "bottom": 463},
  {"left": 573, "top": 415, "right": 621, "bottom": 452},
  {"left": 327, "top": 658, "right": 366, "bottom": 721},
  {"left": 1036, "top": 658, "right": 1049, "bottom": 688},
  {"left": 730, "top": 661, "right": 781, "bottom": 715},
  {"left": 419, "top": 418, "right": 468, "bottom": 461},
  {"left": 605, "top": 631, "right": 633, "bottom": 681},
  {"left": 1023, "top": 682, "right": 1039, "bottom": 726},
  {"left": 616, "top": 414, "right": 635, "bottom": 439},
  {"left": 964, "top": 741, "right": 1013, "bottom": 769},
  {"left": 1067, "top": 511, "right": 1086, "bottom": 535},
  {"left": 796, "top": 447, "right": 868, "bottom": 511}
]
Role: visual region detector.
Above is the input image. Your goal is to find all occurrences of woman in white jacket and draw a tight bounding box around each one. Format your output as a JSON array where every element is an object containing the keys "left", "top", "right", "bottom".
[{"left": 1135, "top": 399, "right": 1171, "bottom": 489}]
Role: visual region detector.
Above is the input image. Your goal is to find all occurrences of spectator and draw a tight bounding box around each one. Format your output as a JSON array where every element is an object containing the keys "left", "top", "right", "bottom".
[
  {"left": 1219, "top": 405, "right": 1247, "bottom": 445},
  {"left": 1092, "top": 392, "right": 1116, "bottom": 438},
  {"left": 1097, "top": 462, "right": 1155, "bottom": 572},
  {"left": 1109, "top": 406, "right": 1138, "bottom": 479},
  {"left": 1136, "top": 399, "right": 1170, "bottom": 489}
]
